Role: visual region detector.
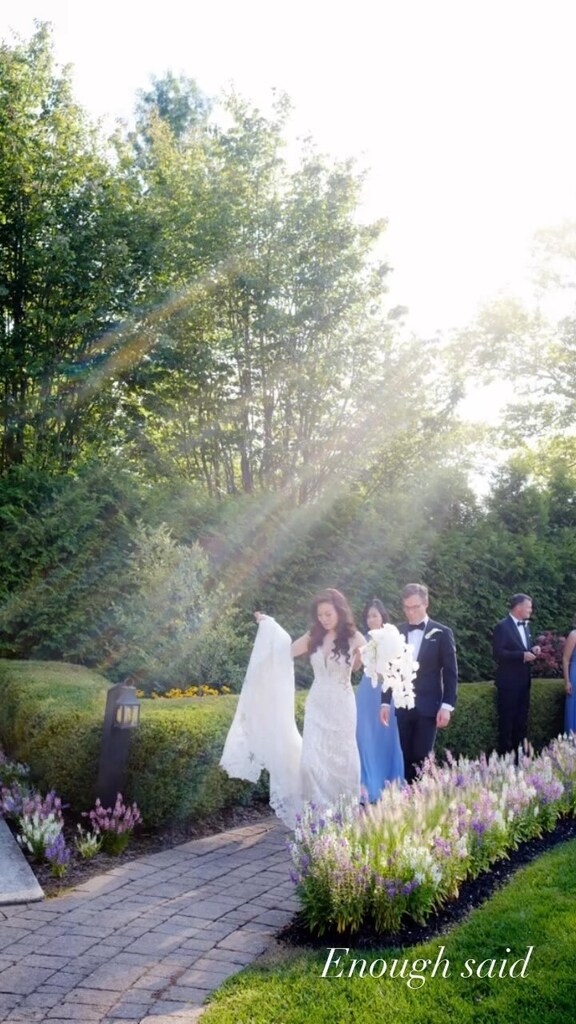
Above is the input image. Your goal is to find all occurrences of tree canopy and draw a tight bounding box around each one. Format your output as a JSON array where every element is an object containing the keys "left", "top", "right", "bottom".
[{"left": 1, "top": 25, "right": 576, "bottom": 687}]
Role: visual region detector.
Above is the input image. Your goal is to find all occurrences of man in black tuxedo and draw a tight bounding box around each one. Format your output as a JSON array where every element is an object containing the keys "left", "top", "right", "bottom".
[
  {"left": 381, "top": 583, "right": 458, "bottom": 783},
  {"left": 492, "top": 593, "right": 541, "bottom": 757}
]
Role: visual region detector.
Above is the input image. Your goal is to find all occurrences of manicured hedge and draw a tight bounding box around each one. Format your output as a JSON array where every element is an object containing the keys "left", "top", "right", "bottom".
[
  {"left": 124, "top": 700, "right": 266, "bottom": 827},
  {"left": 0, "top": 661, "right": 265, "bottom": 824},
  {"left": 0, "top": 660, "right": 107, "bottom": 808},
  {"left": 0, "top": 661, "right": 567, "bottom": 828},
  {"left": 435, "top": 678, "right": 566, "bottom": 759},
  {"left": 130, "top": 692, "right": 307, "bottom": 827}
]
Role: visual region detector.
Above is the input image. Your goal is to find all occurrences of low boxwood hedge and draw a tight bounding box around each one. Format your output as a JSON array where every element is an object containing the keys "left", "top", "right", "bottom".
[
  {"left": 0, "top": 661, "right": 567, "bottom": 828},
  {"left": 125, "top": 698, "right": 268, "bottom": 827},
  {"left": 435, "top": 678, "right": 566, "bottom": 759},
  {"left": 0, "top": 661, "right": 268, "bottom": 824},
  {"left": 0, "top": 660, "right": 107, "bottom": 809}
]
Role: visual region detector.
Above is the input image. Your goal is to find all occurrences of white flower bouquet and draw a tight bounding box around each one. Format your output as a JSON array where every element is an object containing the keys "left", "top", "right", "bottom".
[{"left": 360, "top": 624, "right": 417, "bottom": 709}]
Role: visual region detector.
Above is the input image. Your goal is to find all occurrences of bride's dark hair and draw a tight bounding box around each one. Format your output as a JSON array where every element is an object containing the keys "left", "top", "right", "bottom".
[{"left": 308, "top": 588, "right": 357, "bottom": 664}]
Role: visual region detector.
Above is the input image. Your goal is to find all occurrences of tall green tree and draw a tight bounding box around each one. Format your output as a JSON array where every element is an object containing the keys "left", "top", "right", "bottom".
[
  {"left": 120, "top": 85, "right": 449, "bottom": 502},
  {"left": 0, "top": 24, "right": 146, "bottom": 471}
]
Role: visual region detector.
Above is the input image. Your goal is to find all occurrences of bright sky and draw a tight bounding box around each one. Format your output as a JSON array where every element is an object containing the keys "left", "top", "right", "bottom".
[{"left": 3, "top": 0, "right": 576, "bottom": 337}]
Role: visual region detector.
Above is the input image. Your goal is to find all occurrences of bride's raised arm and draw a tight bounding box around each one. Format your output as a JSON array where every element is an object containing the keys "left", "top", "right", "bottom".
[
  {"left": 254, "top": 612, "right": 309, "bottom": 660},
  {"left": 351, "top": 630, "right": 366, "bottom": 672},
  {"left": 291, "top": 632, "right": 310, "bottom": 658}
]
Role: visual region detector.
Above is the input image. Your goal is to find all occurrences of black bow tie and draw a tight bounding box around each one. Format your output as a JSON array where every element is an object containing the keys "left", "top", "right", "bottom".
[
  {"left": 407, "top": 622, "right": 425, "bottom": 631},
  {"left": 516, "top": 620, "right": 528, "bottom": 628}
]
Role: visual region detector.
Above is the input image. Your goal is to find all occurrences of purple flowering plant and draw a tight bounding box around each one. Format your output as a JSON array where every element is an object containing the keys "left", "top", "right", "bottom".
[
  {"left": 290, "top": 734, "right": 576, "bottom": 936},
  {"left": 17, "top": 790, "right": 65, "bottom": 861},
  {"left": 1, "top": 750, "right": 144, "bottom": 869},
  {"left": 291, "top": 802, "right": 372, "bottom": 934},
  {"left": 1, "top": 782, "right": 28, "bottom": 819},
  {"left": 548, "top": 736, "right": 576, "bottom": 814},
  {"left": 84, "top": 793, "right": 142, "bottom": 855},
  {"left": 0, "top": 751, "right": 33, "bottom": 819},
  {"left": 45, "top": 832, "right": 71, "bottom": 878}
]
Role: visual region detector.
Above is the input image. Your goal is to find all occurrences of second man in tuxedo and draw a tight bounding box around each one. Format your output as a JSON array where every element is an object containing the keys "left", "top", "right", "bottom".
[
  {"left": 381, "top": 583, "right": 458, "bottom": 782},
  {"left": 492, "top": 593, "right": 541, "bottom": 756}
]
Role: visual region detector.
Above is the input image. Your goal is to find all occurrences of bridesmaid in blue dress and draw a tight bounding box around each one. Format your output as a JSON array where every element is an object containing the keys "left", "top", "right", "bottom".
[
  {"left": 562, "top": 619, "right": 576, "bottom": 735},
  {"left": 355, "top": 598, "right": 404, "bottom": 802}
]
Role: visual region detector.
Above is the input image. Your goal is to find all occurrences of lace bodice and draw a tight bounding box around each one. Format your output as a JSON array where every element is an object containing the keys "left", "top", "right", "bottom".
[{"left": 309, "top": 646, "right": 355, "bottom": 690}]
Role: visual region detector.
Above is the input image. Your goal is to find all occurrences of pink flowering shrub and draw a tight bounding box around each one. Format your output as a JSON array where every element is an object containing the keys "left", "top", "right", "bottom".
[
  {"left": 84, "top": 793, "right": 142, "bottom": 855},
  {"left": 533, "top": 631, "right": 566, "bottom": 678}
]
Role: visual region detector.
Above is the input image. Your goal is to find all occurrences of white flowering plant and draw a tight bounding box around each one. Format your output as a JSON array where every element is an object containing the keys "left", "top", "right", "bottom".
[
  {"left": 75, "top": 824, "right": 103, "bottom": 860},
  {"left": 360, "top": 624, "right": 417, "bottom": 709},
  {"left": 17, "top": 811, "right": 63, "bottom": 861},
  {"left": 16, "top": 790, "right": 65, "bottom": 861}
]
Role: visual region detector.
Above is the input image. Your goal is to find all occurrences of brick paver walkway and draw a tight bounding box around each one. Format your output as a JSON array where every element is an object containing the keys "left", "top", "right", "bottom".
[{"left": 0, "top": 817, "right": 298, "bottom": 1023}]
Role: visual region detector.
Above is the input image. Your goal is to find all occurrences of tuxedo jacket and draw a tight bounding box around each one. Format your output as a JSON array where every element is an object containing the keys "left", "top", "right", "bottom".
[
  {"left": 492, "top": 616, "right": 533, "bottom": 689},
  {"left": 383, "top": 618, "right": 458, "bottom": 716}
]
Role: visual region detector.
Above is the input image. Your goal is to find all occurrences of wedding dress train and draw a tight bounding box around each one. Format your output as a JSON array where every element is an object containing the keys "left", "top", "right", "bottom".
[{"left": 220, "top": 616, "right": 360, "bottom": 827}]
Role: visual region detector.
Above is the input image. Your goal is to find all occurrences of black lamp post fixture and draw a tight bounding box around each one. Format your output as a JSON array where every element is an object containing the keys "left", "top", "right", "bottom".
[
  {"left": 113, "top": 686, "right": 141, "bottom": 730},
  {"left": 96, "top": 680, "right": 141, "bottom": 809}
]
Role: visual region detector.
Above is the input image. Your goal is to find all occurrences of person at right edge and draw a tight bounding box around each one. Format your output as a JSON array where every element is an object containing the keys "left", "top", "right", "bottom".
[
  {"left": 492, "top": 593, "right": 541, "bottom": 758},
  {"left": 562, "top": 614, "right": 576, "bottom": 736},
  {"left": 381, "top": 583, "right": 458, "bottom": 783}
]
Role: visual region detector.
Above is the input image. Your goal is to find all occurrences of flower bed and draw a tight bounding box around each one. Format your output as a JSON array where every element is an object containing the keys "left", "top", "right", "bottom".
[
  {"left": 0, "top": 749, "right": 141, "bottom": 880},
  {"left": 290, "top": 734, "right": 576, "bottom": 936},
  {"left": 139, "top": 685, "right": 233, "bottom": 699}
]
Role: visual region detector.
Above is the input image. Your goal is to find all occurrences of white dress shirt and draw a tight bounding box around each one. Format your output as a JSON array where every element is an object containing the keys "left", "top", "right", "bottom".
[
  {"left": 406, "top": 616, "right": 453, "bottom": 713},
  {"left": 509, "top": 613, "right": 528, "bottom": 648}
]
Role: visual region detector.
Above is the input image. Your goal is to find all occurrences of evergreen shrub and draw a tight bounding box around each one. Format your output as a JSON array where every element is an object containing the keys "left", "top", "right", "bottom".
[
  {"left": 0, "top": 660, "right": 107, "bottom": 807},
  {"left": 435, "top": 679, "right": 565, "bottom": 760},
  {"left": 0, "top": 662, "right": 566, "bottom": 828}
]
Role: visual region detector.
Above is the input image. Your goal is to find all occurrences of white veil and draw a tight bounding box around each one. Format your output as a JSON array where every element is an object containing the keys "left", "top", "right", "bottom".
[{"left": 220, "top": 616, "right": 303, "bottom": 827}]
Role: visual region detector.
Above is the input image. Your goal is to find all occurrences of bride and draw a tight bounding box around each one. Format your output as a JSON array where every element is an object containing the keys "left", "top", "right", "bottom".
[{"left": 220, "top": 588, "right": 365, "bottom": 827}]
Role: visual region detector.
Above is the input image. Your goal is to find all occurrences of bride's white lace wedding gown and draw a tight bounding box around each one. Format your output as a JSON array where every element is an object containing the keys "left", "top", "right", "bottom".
[
  {"left": 300, "top": 645, "right": 360, "bottom": 809},
  {"left": 220, "top": 616, "right": 360, "bottom": 827}
]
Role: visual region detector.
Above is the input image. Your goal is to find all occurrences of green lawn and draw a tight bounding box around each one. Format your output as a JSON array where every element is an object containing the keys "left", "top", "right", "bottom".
[{"left": 201, "top": 838, "right": 576, "bottom": 1024}]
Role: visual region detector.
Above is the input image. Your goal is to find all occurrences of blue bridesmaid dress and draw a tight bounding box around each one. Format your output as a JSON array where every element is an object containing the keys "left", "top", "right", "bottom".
[
  {"left": 565, "top": 647, "right": 576, "bottom": 735},
  {"left": 355, "top": 671, "right": 404, "bottom": 802}
]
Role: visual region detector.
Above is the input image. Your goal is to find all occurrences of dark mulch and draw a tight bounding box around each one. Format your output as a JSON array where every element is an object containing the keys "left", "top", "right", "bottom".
[
  {"left": 26, "top": 800, "right": 275, "bottom": 898},
  {"left": 278, "top": 815, "right": 576, "bottom": 951}
]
